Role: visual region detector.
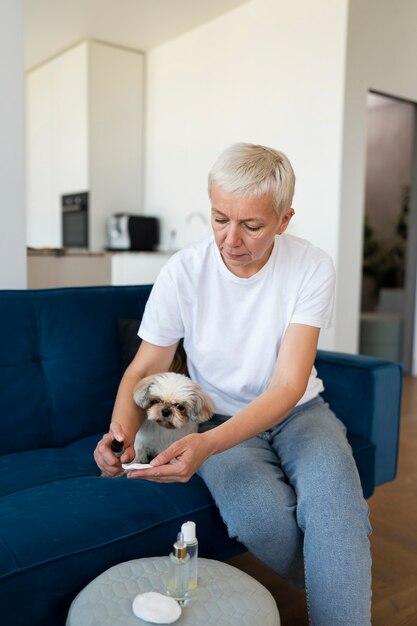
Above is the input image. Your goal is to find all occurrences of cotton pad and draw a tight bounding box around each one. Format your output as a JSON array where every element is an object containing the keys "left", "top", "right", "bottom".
[
  {"left": 132, "top": 591, "right": 182, "bottom": 624},
  {"left": 122, "top": 462, "right": 153, "bottom": 470}
]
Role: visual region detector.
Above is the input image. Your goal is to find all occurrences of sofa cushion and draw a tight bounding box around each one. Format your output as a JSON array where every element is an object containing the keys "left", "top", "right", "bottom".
[
  {"left": 117, "top": 318, "right": 142, "bottom": 371},
  {"left": 0, "top": 286, "right": 152, "bottom": 454},
  {"left": 0, "top": 434, "right": 242, "bottom": 625},
  {"left": 117, "top": 318, "right": 188, "bottom": 374}
]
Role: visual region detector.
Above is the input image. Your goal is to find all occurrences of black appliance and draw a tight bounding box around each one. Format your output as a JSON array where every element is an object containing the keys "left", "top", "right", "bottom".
[
  {"left": 107, "top": 214, "right": 160, "bottom": 251},
  {"left": 62, "top": 192, "right": 88, "bottom": 248}
]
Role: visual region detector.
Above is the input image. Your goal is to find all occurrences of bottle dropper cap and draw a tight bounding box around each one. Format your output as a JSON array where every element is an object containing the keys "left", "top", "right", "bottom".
[
  {"left": 173, "top": 532, "right": 187, "bottom": 559},
  {"left": 111, "top": 439, "right": 124, "bottom": 454},
  {"left": 181, "top": 521, "right": 196, "bottom": 543}
]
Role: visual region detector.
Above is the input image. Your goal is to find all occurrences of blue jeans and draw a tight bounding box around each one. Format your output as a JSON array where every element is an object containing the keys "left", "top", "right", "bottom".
[{"left": 198, "top": 396, "right": 372, "bottom": 626}]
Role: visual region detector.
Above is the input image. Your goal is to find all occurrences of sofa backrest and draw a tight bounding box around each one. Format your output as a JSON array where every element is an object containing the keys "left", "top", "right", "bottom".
[{"left": 0, "top": 285, "right": 152, "bottom": 455}]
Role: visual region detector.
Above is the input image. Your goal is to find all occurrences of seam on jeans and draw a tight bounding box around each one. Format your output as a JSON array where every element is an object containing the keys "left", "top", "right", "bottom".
[{"left": 304, "top": 558, "right": 313, "bottom": 625}]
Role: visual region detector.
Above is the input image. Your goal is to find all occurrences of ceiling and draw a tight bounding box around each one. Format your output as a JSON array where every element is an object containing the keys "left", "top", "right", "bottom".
[{"left": 23, "top": 0, "right": 250, "bottom": 70}]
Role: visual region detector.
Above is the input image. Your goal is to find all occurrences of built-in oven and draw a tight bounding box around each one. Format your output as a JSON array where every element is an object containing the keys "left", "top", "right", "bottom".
[{"left": 62, "top": 192, "right": 89, "bottom": 248}]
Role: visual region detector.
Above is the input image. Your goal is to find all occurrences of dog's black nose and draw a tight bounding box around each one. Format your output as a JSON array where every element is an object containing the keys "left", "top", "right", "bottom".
[{"left": 161, "top": 407, "right": 172, "bottom": 417}]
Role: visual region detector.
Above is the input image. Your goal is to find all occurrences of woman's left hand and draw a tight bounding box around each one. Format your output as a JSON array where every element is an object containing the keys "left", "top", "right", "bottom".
[{"left": 125, "top": 432, "right": 212, "bottom": 483}]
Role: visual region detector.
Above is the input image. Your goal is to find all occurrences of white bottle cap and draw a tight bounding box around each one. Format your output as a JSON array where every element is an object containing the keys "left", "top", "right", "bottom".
[{"left": 181, "top": 521, "right": 196, "bottom": 543}]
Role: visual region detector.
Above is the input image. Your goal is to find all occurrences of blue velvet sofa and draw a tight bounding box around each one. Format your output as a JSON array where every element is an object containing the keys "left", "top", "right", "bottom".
[{"left": 0, "top": 285, "right": 402, "bottom": 625}]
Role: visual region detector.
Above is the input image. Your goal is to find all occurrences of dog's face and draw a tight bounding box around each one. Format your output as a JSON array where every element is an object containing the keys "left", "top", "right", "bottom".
[{"left": 133, "top": 372, "right": 214, "bottom": 430}]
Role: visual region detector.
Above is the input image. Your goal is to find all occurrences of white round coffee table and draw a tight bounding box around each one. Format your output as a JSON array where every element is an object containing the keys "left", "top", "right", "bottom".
[{"left": 66, "top": 556, "right": 280, "bottom": 625}]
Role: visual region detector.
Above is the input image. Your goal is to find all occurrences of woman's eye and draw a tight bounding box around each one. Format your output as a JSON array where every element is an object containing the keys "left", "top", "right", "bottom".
[
  {"left": 244, "top": 224, "right": 261, "bottom": 232},
  {"left": 176, "top": 403, "right": 185, "bottom": 412},
  {"left": 149, "top": 399, "right": 160, "bottom": 406},
  {"left": 214, "top": 218, "right": 227, "bottom": 225}
]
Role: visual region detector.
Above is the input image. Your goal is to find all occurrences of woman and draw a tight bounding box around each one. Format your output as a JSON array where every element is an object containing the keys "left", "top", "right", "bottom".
[{"left": 94, "top": 143, "right": 371, "bottom": 626}]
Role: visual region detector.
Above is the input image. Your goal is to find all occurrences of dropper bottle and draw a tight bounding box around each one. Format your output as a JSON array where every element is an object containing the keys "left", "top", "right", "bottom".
[
  {"left": 110, "top": 438, "right": 125, "bottom": 458},
  {"left": 166, "top": 532, "right": 190, "bottom": 603},
  {"left": 181, "top": 521, "right": 198, "bottom": 589}
]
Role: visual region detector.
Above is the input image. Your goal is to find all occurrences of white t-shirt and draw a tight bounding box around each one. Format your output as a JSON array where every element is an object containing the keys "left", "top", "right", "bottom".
[{"left": 139, "top": 234, "right": 335, "bottom": 416}]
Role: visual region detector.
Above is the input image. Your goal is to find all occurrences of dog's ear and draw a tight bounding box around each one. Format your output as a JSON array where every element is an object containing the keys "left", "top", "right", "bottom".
[
  {"left": 188, "top": 388, "right": 215, "bottom": 423},
  {"left": 132, "top": 375, "right": 156, "bottom": 408}
]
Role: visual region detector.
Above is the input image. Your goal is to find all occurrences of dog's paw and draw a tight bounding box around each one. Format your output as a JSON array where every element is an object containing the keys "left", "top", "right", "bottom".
[{"left": 135, "top": 449, "right": 150, "bottom": 464}]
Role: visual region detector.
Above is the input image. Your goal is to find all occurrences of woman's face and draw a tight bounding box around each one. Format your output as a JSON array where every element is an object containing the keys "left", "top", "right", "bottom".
[{"left": 210, "top": 184, "right": 294, "bottom": 278}]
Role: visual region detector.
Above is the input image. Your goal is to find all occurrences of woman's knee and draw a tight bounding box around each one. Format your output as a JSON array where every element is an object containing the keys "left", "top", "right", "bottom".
[
  {"left": 200, "top": 451, "right": 298, "bottom": 544},
  {"left": 294, "top": 447, "right": 371, "bottom": 535}
]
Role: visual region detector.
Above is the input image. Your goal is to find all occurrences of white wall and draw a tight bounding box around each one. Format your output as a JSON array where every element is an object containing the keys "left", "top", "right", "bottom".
[
  {"left": 340, "top": 0, "right": 417, "bottom": 371},
  {"left": 0, "top": 0, "right": 26, "bottom": 288},
  {"left": 144, "top": 0, "right": 348, "bottom": 349}
]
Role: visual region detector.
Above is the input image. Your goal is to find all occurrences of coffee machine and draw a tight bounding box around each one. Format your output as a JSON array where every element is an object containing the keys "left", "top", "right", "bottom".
[{"left": 107, "top": 214, "right": 159, "bottom": 251}]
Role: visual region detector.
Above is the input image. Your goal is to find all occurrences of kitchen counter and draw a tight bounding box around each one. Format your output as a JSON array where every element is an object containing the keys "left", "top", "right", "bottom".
[
  {"left": 27, "top": 247, "right": 106, "bottom": 257},
  {"left": 27, "top": 249, "right": 174, "bottom": 288}
]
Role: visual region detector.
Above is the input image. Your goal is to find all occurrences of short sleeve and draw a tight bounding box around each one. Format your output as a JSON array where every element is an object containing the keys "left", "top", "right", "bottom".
[
  {"left": 138, "top": 263, "right": 185, "bottom": 346},
  {"left": 290, "top": 254, "right": 335, "bottom": 329}
]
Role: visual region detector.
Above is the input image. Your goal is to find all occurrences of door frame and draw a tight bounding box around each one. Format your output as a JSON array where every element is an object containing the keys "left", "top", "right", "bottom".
[{"left": 367, "top": 90, "right": 417, "bottom": 374}]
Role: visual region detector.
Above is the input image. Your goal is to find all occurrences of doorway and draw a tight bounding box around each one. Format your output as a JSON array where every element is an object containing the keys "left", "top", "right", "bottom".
[{"left": 359, "top": 91, "right": 417, "bottom": 374}]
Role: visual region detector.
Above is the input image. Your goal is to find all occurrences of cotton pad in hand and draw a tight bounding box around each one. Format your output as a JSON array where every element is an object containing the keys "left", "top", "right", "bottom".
[
  {"left": 132, "top": 592, "right": 181, "bottom": 623},
  {"left": 122, "top": 462, "right": 153, "bottom": 470}
]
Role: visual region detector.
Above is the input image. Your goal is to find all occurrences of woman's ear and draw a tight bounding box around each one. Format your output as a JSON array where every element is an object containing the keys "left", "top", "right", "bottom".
[{"left": 277, "top": 208, "right": 295, "bottom": 235}]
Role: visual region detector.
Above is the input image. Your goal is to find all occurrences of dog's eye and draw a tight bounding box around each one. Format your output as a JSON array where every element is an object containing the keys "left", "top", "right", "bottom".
[
  {"left": 149, "top": 399, "right": 160, "bottom": 406},
  {"left": 176, "top": 403, "right": 185, "bottom": 412}
]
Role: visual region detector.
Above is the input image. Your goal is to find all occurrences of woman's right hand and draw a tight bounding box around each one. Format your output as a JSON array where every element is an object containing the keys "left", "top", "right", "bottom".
[
  {"left": 93, "top": 422, "right": 136, "bottom": 477},
  {"left": 94, "top": 340, "right": 179, "bottom": 477}
]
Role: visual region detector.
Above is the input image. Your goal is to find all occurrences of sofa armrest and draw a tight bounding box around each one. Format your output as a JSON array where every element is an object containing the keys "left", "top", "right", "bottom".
[{"left": 315, "top": 350, "right": 402, "bottom": 487}]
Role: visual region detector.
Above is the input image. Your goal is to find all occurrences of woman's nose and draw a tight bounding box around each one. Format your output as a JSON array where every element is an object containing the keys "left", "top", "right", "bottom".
[{"left": 225, "top": 224, "right": 241, "bottom": 247}]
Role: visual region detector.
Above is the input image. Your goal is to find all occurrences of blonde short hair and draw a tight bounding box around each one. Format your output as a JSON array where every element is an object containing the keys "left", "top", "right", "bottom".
[{"left": 208, "top": 143, "right": 295, "bottom": 218}]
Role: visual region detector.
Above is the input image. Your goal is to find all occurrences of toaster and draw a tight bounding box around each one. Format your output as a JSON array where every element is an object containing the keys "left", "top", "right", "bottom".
[{"left": 107, "top": 214, "right": 159, "bottom": 251}]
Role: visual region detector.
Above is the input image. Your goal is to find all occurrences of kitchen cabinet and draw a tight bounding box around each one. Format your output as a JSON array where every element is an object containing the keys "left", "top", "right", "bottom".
[
  {"left": 110, "top": 251, "right": 173, "bottom": 285},
  {"left": 27, "top": 251, "right": 173, "bottom": 288},
  {"left": 26, "top": 41, "right": 144, "bottom": 251}
]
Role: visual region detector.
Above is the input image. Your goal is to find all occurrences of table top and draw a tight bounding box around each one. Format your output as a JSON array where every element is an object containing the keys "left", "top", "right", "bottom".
[{"left": 66, "top": 556, "right": 280, "bottom": 626}]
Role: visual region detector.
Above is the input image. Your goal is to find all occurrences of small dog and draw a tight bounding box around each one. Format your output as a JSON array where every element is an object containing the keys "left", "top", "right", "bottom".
[{"left": 132, "top": 372, "right": 214, "bottom": 463}]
